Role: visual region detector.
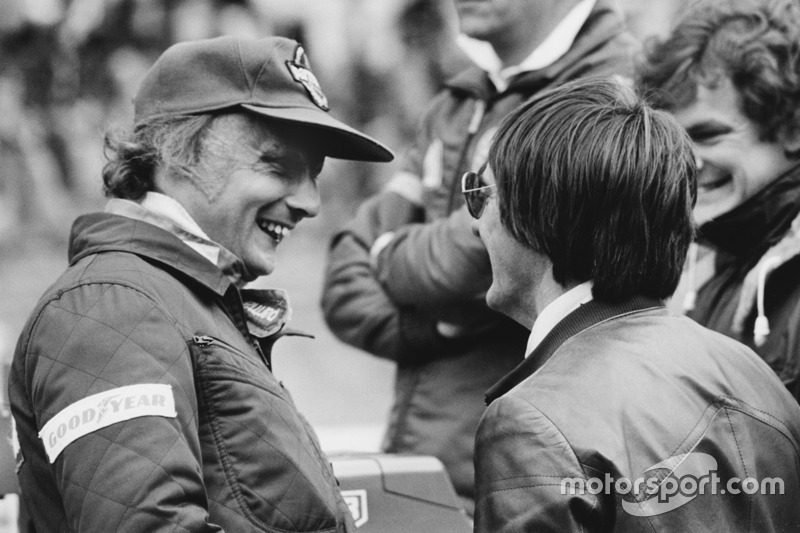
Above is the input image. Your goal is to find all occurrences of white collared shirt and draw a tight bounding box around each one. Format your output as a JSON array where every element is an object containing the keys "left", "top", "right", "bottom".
[
  {"left": 457, "top": 0, "right": 596, "bottom": 92},
  {"left": 525, "top": 280, "right": 594, "bottom": 358}
]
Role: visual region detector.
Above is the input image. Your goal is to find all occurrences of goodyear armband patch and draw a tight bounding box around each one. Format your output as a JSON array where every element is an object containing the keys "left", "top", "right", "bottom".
[{"left": 39, "top": 383, "right": 177, "bottom": 463}]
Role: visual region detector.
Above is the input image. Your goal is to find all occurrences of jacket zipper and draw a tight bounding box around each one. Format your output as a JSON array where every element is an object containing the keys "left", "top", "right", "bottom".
[
  {"left": 192, "top": 335, "right": 271, "bottom": 371},
  {"left": 446, "top": 99, "right": 486, "bottom": 214}
]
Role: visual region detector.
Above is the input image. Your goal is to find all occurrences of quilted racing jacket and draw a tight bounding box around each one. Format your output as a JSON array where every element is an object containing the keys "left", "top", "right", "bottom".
[{"left": 9, "top": 213, "right": 354, "bottom": 532}]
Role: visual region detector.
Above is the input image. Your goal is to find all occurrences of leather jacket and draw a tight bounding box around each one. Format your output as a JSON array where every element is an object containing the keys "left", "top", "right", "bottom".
[{"left": 475, "top": 296, "right": 800, "bottom": 532}]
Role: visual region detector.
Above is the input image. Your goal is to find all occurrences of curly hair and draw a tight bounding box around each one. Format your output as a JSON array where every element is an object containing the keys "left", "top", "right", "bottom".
[
  {"left": 489, "top": 77, "right": 697, "bottom": 303},
  {"left": 637, "top": 0, "right": 800, "bottom": 145},
  {"left": 102, "top": 114, "right": 217, "bottom": 200}
]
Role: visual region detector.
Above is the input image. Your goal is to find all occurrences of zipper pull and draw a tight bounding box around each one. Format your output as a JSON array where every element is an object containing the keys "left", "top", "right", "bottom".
[
  {"left": 193, "top": 335, "right": 214, "bottom": 347},
  {"left": 253, "top": 340, "right": 272, "bottom": 371}
]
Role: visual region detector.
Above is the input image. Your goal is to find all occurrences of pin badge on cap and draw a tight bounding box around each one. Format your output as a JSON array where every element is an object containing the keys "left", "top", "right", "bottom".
[{"left": 286, "top": 46, "right": 329, "bottom": 111}]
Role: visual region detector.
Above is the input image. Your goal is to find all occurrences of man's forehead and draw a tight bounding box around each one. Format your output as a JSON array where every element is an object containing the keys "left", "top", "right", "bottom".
[
  {"left": 672, "top": 78, "right": 747, "bottom": 129},
  {"left": 256, "top": 138, "right": 325, "bottom": 173},
  {"left": 209, "top": 113, "right": 324, "bottom": 169}
]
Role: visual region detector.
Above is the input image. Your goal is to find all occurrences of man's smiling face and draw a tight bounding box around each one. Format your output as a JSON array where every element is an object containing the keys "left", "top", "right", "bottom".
[
  {"left": 168, "top": 113, "right": 323, "bottom": 281},
  {"left": 673, "top": 76, "right": 797, "bottom": 225}
]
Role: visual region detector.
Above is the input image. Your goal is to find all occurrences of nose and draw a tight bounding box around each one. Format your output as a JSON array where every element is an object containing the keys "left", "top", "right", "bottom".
[{"left": 287, "top": 174, "right": 320, "bottom": 219}]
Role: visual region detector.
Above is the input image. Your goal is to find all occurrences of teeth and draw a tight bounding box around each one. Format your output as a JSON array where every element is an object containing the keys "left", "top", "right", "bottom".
[{"left": 258, "top": 220, "right": 291, "bottom": 242}]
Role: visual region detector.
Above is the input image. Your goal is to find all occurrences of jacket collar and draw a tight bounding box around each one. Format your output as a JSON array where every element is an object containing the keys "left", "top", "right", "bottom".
[
  {"left": 456, "top": 0, "right": 596, "bottom": 92},
  {"left": 106, "top": 194, "right": 247, "bottom": 286},
  {"left": 69, "top": 212, "right": 299, "bottom": 345},
  {"left": 698, "top": 162, "right": 800, "bottom": 264},
  {"left": 69, "top": 212, "right": 232, "bottom": 297},
  {"left": 485, "top": 295, "right": 664, "bottom": 405},
  {"left": 526, "top": 280, "right": 593, "bottom": 357},
  {"left": 445, "top": 0, "right": 631, "bottom": 99}
]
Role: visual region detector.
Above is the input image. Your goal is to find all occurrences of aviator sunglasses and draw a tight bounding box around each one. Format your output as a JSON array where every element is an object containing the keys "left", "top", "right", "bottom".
[{"left": 461, "top": 171, "right": 497, "bottom": 219}]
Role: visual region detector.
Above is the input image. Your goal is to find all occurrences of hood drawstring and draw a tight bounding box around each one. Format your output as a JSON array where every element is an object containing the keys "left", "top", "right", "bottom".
[
  {"left": 682, "top": 242, "right": 699, "bottom": 312},
  {"left": 753, "top": 255, "right": 784, "bottom": 347}
]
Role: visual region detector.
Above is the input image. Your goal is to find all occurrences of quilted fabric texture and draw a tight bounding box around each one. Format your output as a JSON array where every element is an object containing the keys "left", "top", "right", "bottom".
[{"left": 9, "top": 213, "right": 354, "bottom": 532}]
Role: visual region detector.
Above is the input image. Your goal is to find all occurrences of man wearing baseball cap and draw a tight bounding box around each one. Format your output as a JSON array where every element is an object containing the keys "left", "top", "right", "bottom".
[{"left": 8, "top": 36, "right": 392, "bottom": 532}]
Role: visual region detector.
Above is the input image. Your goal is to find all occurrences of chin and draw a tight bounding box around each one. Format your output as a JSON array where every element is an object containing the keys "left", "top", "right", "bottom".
[
  {"left": 242, "top": 259, "right": 276, "bottom": 281},
  {"left": 485, "top": 285, "right": 506, "bottom": 314}
]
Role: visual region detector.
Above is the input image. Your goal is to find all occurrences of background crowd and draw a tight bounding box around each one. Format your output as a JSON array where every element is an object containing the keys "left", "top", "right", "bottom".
[
  {"left": 0, "top": 0, "right": 685, "bottom": 246},
  {"left": 0, "top": 0, "right": 686, "bottom": 529}
]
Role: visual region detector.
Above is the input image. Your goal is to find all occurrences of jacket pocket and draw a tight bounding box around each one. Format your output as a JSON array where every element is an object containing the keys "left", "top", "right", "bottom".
[{"left": 190, "top": 335, "right": 344, "bottom": 532}]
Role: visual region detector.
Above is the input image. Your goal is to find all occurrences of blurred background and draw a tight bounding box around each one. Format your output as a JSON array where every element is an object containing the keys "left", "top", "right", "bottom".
[{"left": 0, "top": 0, "right": 686, "bottom": 528}]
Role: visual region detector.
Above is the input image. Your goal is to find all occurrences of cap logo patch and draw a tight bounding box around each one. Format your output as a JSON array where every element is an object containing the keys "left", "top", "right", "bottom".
[{"left": 286, "top": 45, "right": 329, "bottom": 111}]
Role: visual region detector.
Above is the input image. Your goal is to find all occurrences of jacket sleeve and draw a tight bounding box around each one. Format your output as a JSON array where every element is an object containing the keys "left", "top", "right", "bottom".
[
  {"left": 21, "top": 283, "right": 222, "bottom": 532},
  {"left": 321, "top": 193, "right": 469, "bottom": 363},
  {"left": 374, "top": 204, "right": 492, "bottom": 307},
  {"left": 474, "top": 396, "right": 609, "bottom": 533}
]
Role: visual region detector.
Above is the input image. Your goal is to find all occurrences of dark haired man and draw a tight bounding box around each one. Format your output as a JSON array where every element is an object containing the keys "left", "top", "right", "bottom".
[
  {"left": 321, "top": 0, "right": 637, "bottom": 512},
  {"left": 8, "top": 36, "right": 392, "bottom": 531},
  {"left": 470, "top": 77, "right": 800, "bottom": 532},
  {"left": 638, "top": 0, "right": 800, "bottom": 401}
]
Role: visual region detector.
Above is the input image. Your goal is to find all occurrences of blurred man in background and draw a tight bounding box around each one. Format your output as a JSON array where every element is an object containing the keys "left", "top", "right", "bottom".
[
  {"left": 638, "top": 0, "right": 800, "bottom": 401},
  {"left": 322, "top": 0, "right": 637, "bottom": 513},
  {"left": 472, "top": 76, "right": 800, "bottom": 533},
  {"left": 8, "top": 35, "right": 391, "bottom": 532}
]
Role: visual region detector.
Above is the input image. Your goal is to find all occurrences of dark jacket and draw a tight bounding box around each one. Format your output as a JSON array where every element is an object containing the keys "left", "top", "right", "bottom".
[
  {"left": 322, "top": 0, "right": 638, "bottom": 513},
  {"left": 10, "top": 213, "right": 354, "bottom": 532},
  {"left": 475, "top": 296, "right": 800, "bottom": 532},
  {"left": 690, "top": 163, "right": 800, "bottom": 401}
]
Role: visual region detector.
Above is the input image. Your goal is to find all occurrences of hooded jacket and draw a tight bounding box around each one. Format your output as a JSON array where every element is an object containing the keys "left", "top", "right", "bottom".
[
  {"left": 322, "top": 0, "right": 637, "bottom": 512},
  {"left": 689, "top": 163, "right": 800, "bottom": 401},
  {"left": 10, "top": 213, "right": 354, "bottom": 532}
]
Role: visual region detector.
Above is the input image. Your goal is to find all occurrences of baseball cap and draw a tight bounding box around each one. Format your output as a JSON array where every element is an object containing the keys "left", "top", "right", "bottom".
[{"left": 133, "top": 36, "right": 394, "bottom": 162}]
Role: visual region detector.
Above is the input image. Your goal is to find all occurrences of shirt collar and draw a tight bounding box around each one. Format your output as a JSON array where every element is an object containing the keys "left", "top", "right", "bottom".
[
  {"left": 526, "top": 280, "right": 593, "bottom": 358},
  {"left": 457, "top": 0, "right": 596, "bottom": 92},
  {"left": 105, "top": 192, "right": 246, "bottom": 286}
]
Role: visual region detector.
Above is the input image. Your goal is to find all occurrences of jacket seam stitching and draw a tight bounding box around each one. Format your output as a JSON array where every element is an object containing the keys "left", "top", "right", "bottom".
[
  {"left": 717, "top": 395, "right": 797, "bottom": 439},
  {"left": 667, "top": 404, "right": 725, "bottom": 458},
  {"left": 502, "top": 397, "right": 600, "bottom": 517},
  {"left": 194, "top": 363, "right": 340, "bottom": 533},
  {"left": 724, "top": 407, "right": 752, "bottom": 531},
  {"left": 27, "top": 280, "right": 190, "bottom": 409}
]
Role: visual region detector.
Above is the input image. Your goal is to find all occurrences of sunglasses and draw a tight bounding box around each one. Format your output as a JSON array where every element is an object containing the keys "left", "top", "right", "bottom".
[{"left": 461, "top": 171, "right": 497, "bottom": 219}]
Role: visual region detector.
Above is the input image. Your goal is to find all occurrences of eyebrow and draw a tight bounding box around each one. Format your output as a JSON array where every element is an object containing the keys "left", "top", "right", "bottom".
[{"left": 257, "top": 145, "right": 323, "bottom": 176}]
